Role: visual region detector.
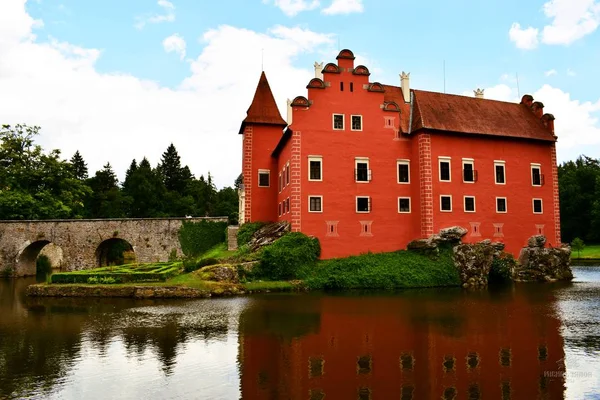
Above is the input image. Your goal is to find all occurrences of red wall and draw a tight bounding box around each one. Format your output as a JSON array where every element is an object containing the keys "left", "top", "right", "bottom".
[{"left": 429, "top": 133, "right": 557, "bottom": 255}]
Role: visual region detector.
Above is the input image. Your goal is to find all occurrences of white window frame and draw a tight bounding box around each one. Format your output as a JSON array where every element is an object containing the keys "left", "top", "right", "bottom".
[
  {"left": 531, "top": 163, "right": 542, "bottom": 187},
  {"left": 308, "top": 195, "right": 323, "bottom": 213},
  {"left": 462, "top": 158, "right": 475, "bottom": 184},
  {"left": 278, "top": 172, "right": 282, "bottom": 192},
  {"left": 333, "top": 114, "right": 344, "bottom": 130},
  {"left": 351, "top": 115, "right": 363, "bottom": 131},
  {"left": 439, "top": 156, "right": 451, "bottom": 182},
  {"left": 356, "top": 196, "right": 371, "bottom": 213},
  {"left": 258, "top": 169, "right": 270, "bottom": 187},
  {"left": 464, "top": 196, "right": 476, "bottom": 213},
  {"left": 440, "top": 195, "right": 452, "bottom": 212},
  {"left": 308, "top": 156, "right": 323, "bottom": 182},
  {"left": 532, "top": 198, "right": 543, "bottom": 214},
  {"left": 285, "top": 162, "right": 290, "bottom": 186},
  {"left": 496, "top": 197, "right": 508, "bottom": 213},
  {"left": 278, "top": 202, "right": 282, "bottom": 217},
  {"left": 397, "top": 159, "right": 410, "bottom": 184},
  {"left": 355, "top": 157, "right": 371, "bottom": 183},
  {"left": 398, "top": 197, "right": 411, "bottom": 213},
  {"left": 494, "top": 160, "right": 506, "bottom": 185},
  {"left": 286, "top": 197, "right": 290, "bottom": 214}
]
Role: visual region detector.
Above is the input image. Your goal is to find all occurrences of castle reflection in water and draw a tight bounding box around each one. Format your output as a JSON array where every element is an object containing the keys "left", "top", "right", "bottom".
[{"left": 239, "top": 287, "right": 565, "bottom": 399}]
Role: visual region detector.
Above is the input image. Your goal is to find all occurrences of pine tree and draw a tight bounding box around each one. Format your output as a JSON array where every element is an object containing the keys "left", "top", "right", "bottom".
[
  {"left": 85, "top": 162, "right": 125, "bottom": 218},
  {"left": 158, "top": 143, "right": 191, "bottom": 193},
  {"left": 70, "top": 150, "right": 88, "bottom": 180},
  {"left": 122, "top": 157, "right": 167, "bottom": 217}
]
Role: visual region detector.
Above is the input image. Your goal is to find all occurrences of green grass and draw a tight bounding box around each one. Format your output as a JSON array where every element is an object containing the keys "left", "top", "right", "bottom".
[
  {"left": 571, "top": 244, "right": 600, "bottom": 259},
  {"left": 298, "top": 247, "right": 461, "bottom": 290},
  {"left": 201, "top": 243, "right": 237, "bottom": 260},
  {"left": 243, "top": 281, "right": 295, "bottom": 291}
]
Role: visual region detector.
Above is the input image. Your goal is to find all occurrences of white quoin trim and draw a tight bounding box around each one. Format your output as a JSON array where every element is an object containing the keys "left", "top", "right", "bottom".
[
  {"left": 400, "top": 71, "right": 410, "bottom": 103},
  {"left": 286, "top": 98, "right": 293, "bottom": 125}
]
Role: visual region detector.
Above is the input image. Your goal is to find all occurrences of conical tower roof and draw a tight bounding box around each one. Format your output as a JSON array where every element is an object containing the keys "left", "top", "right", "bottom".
[{"left": 239, "top": 72, "right": 287, "bottom": 134}]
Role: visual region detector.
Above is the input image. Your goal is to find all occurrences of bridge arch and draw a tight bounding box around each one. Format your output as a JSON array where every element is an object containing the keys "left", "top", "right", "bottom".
[
  {"left": 95, "top": 238, "right": 137, "bottom": 267},
  {"left": 16, "top": 240, "right": 64, "bottom": 276}
]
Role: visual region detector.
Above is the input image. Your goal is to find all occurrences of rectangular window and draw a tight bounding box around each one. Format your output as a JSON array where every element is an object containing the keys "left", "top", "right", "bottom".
[
  {"left": 533, "top": 198, "right": 543, "bottom": 214},
  {"left": 309, "top": 196, "right": 322, "bottom": 213},
  {"left": 463, "top": 159, "right": 475, "bottom": 183},
  {"left": 308, "top": 157, "right": 322, "bottom": 181},
  {"left": 333, "top": 114, "right": 344, "bottom": 130},
  {"left": 531, "top": 164, "right": 542, "bottom": 186},
  {"left": 397, "top": 160, "right": 410, "bottom": 184},
  {"left": 398, "top": 197, "right": 411, "bottom": 213},
  {"left": 440, "top": 195, "right": 452, "bottom": 212},
  {"left": 350, "top": 82, "right": 354, "bottom": 92},
  {"left": 340, "top": 82, "right": 344, "bottom": 91},
  {"left": 258, "top": 170, "right": 270, "bottom": 187},
  {"left": 464, "top": 196, "right": 476, "bottom": 212},
  {"left": 278, "top": 173, "right": 282, "bottom": 192},
  {"left": 278, "top": 203, "right": 282, "bottom": 216},
  {"left": 496, "top": 197, "right": 507, "bottom": 213},
  {"left": 286, "top": 198, "right": 290, "bottom": 214},
  {"left": 351, "top": 115, "right": 362, "bottom": 131},
  {"left": 439, "top": 157, "right": 451, "bottom": 182},
  {"left": 355, "top": 158, "right": 371, "bottom": 182},
  {"left": 495, "top": 161, "right": 506, "bottom": 184},
  {"left": 356, "top": 196, "right": 371, "bottom": 213}
]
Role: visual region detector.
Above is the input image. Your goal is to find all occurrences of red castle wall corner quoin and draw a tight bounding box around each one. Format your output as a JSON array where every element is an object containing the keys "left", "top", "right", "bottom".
[{"left": 238, "top": 49, "right": 560, "bottom": 259}]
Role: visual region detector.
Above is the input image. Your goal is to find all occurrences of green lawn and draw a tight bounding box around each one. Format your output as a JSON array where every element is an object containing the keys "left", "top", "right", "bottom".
[{"left": 571, "top": 244, "right": 600, "bottom": 259}]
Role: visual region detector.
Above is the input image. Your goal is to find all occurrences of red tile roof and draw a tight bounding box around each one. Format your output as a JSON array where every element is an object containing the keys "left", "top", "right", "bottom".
[
  {"left": 239, "top": 72, "right": 287, "bottom": 134},
  {"left": 410, "top": 90, "right": 556, "bottom": 142}
]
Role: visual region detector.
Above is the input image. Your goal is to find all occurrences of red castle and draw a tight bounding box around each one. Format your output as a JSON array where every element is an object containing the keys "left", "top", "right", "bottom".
[{"left": 239, "top": 49, "right": 560, "bottom": 259}]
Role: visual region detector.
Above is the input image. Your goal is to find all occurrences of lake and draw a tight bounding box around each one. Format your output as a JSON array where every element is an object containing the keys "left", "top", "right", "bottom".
[{"left": 1, "top": 267, "right": 599, "bottom": 399}]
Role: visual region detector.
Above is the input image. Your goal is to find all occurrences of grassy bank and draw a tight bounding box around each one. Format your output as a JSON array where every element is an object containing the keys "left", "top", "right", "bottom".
[
  {"left": 299, "top": 248, "right": 460, "bottom": 290},
  {"left": 571, "top": 244, "right": 600, "bottom": 259}
]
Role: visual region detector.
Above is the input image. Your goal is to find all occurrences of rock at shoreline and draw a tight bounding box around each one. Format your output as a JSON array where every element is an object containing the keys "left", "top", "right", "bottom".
[
  {"left": 453, "top": 243, "right": 495, "bottom": 288},
  {"left": 248, "top": 221, "right": 290, "bottom": 252},
  {"left": 527, "top": 235, "right": 547, "bottom": 248},
  {"left": 515, "top": 243, "right": 573, "bottom": 282},
  {"left": 439, "top": 226, "right": 468, "bottom": 243}
]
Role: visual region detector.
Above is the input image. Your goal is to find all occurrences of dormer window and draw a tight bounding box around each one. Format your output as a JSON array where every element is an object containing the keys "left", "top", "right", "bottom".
[
  {"left": 351, "top": 115, "right": 362, "bottom": 131},
  {"left": 333, "top": 114, "right": 344, "bottom": 130}
]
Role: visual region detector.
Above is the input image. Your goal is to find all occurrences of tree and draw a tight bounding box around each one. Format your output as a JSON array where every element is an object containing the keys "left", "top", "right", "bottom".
[
  {"left": 0, "top": 124, "right": 91, "bottom": 219},
  {"left": 70, "top": 150, "right": 88, "bottom": 180},
  {"left": 122, "top": 157, "right": 166, "bottom": 217},
  {"left": 157, "top": 143, "right": 192, "bottom": 193},
  {"left": 85, "top": 163, "right": 127, "bottom": 218},
  {"left": 571, "top": 237, "right": 585, "bottom": 259}
]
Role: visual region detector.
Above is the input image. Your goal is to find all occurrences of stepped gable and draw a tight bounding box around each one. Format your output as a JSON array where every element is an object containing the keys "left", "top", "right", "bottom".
[
  {"left": 410, "top": 90, "right": 556, "bottom": 141},
  {"left": 239, "top": 71, "right": 287, "bottom": 134}
]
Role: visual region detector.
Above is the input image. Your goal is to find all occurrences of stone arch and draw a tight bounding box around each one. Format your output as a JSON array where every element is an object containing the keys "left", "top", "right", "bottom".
[
  {"left": 95, "top": 238, "right": 137, "bottom": 267},
  {"left": 15, "top": 240, "right": 64, "bottom": 276}
]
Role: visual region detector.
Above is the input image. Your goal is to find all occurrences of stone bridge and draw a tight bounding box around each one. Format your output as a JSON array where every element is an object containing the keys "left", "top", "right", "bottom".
[{"left": 0, "top": 217, "right": 227, "bottom": 277}]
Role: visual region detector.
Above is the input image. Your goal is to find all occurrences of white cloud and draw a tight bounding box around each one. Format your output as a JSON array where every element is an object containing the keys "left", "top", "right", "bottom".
[
  {"left": 541, "top": 0, "right": 600, "bottom": 45},
  {"left": 162, "top": 33, "right": 186, "bottom": 60},
  {"left": 508, "top": 22, "right": 539, "bottom": 49},
  {"left": 545, "top": 69, "right": 558, "bottom": 77},
  {"left": 0, "top": 1, "right": 335, "bottom": 188},
  {"left": 134, "top": 0, "right": 175, "bottom": 30},
  {"left": 264, "top": 0, "right": 320, "bottom": 16},
  {"left": 463, "top": 83, "right": 600, "bottom": 162},
  {"left": 322, "top": 0, "right": 364, "bottom": 15},
  {"left": 509, "top": 0, "right": 600, "bottom": 48}
]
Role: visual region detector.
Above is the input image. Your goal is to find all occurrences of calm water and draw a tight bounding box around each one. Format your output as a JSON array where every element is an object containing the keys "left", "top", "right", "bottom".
[{"left": 1, "top": 268, "right": 600, "bottom": 399}]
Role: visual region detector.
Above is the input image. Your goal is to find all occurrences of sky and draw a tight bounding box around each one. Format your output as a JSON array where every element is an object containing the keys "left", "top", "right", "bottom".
[{"left": 0, "top": 0, "right": 599, "bottom": 188}]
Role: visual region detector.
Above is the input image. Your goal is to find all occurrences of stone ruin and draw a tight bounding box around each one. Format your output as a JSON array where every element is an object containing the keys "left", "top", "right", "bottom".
[{"left": 408, "top": 227, "right": 572, "bottom": 288}]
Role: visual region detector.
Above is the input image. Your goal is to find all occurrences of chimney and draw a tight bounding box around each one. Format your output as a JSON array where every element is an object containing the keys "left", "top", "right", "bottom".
[
  {"left": 474, "top": 88, "right": 485, "bottom": 99},
  {"left": 400, "top": 72, "right": 410, "bottom": 103},
  {"left": 286, "top": 98, "right": 293, "bottom": 125},
  {"left": 532, "top": 101, "right": 544, "bottom": 119},
  {"left": 520, "top": 94, "right": 534, "bottom": 108},
  {"left": 314, "top": 62, "right": 324, "bottom": 79},
  {"left": 542, "top": 113, "right": 555, "bottom": 135}
]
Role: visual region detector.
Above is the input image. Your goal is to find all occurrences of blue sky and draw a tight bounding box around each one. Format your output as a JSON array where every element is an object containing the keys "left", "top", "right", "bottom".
[{"left": 1, "top": 0, "right": 599, "bottom": 188}]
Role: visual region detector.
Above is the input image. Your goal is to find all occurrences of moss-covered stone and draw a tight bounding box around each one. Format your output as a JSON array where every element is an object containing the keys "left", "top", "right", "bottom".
[{"left": 195, "top": 264, "right": 239, "bottom": 283}]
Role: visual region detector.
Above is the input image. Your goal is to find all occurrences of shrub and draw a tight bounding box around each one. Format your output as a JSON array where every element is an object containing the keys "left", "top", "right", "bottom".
[
  {"left": 178, "top": 220, "right": 228, "bottom": 258},
  {"left": 183, "top": 257, "right": 220, "bottom": 273},
  {"left": 51, "top": 262, "right": 180, "bottom": 284},
  {"left": 258, "top": 232, "right": 321, "bottom": 280},
  {"left": 237, "top": 222, "right": 266, "bottom": 247},
  {"left": 489, "top": 253, "right": 517, "bottom": 285},
  {"left": 36, "top": 255, "right": 52, "bottom": 275}
]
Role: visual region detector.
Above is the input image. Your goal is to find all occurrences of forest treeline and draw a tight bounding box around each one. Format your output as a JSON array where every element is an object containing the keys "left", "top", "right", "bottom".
[{"left": 0, "top": 124, "right": 240, "bottom": 223}]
